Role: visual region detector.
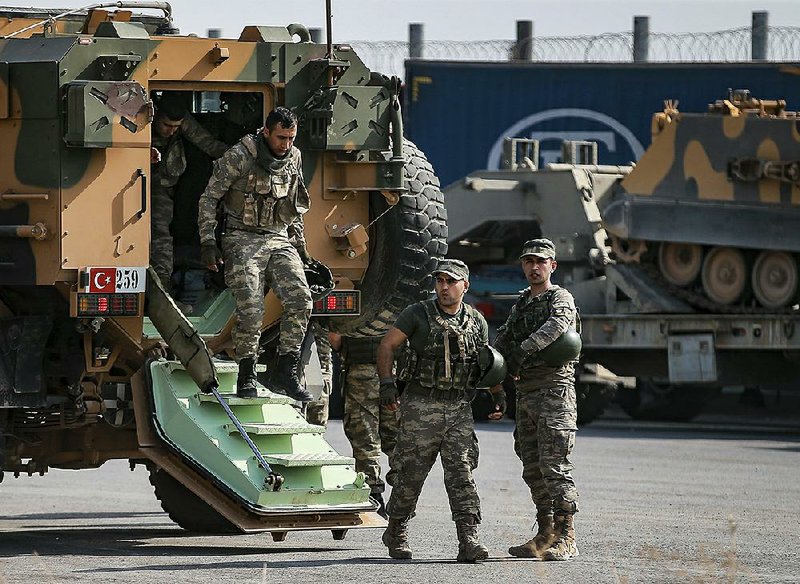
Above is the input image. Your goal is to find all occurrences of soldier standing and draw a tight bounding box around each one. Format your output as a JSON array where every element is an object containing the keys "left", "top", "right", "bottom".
[
  {"left": 150, "top": 92, "right": 227, "bottom": 296},
  {"left": 377, "top": 259, "right": 490, "bottom": 563},
  {"left": 330, "top": 332, "right": 398, "bottom": 518},
  {"left": 494, "top": 238, "right": 580, "bottom": 561},
  {"left": 198, "top": 107, "right": 313, "bottom": 402}
]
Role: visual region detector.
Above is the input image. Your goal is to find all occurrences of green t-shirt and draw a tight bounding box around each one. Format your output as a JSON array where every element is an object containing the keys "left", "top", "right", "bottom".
[{"left": 393, "top": 301, "right": 489, "bottom": 354}]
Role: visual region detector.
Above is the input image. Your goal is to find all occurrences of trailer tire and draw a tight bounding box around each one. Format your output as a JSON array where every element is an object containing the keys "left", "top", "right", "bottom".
[
  {"left": 326, "top": 139, "right": 447, "bottom": 337},
  {"left": 617, "top": 379, "right": 718, "bottom": 422},
  {"left": 149, "top": 466, "right": 242, "bottom": 534}
]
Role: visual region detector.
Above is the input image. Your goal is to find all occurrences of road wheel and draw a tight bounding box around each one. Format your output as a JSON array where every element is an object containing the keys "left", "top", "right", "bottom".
[
  {"left": 326, "top": 139, "right": 447, "bottom": 337},
  {"left": 658, "top": 242, "right": 703, "bottom": 286},
  {"left": 701, "top": 246, "right": 748, "bottom": 305},
  {"left": 617, "top": 379, "right": 718, "bottom": 422},
  {"left": 149, "top": 466, "right": 241, "bottom": 533},
  {"left": 751, "top": 251, "right": 798, "bottom": 309}
]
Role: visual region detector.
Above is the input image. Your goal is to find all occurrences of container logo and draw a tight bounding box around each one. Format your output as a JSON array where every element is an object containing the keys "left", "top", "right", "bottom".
[{"left": 486, "top": 108, "right": 645, "bottom": 169}]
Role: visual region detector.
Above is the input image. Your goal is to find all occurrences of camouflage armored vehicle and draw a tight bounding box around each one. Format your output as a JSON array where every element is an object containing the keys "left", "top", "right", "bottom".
[
  {"left": 0, "top": 2, "right": 446, "bottom": 536},
  {"left": 446, "top": 91, "right": 800, "bottom": 422}
]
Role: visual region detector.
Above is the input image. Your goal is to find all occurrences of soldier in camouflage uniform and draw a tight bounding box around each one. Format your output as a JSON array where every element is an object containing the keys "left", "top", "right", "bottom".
[
  {"left": 198, "top": 107, "right": 313, "bottom": 402},
  {"left": 330, "top": 332, "right": 398, "bottom": 518},
  {"left": 494, "top": 238, "right": 580, "bottom": 561},
  {"left": 150, "top": 92, "right": 227, "bottom": 296},
  {"left": 305, "top": 320, "right": 333, "bottom": 426},
  {"left": 378, "top": 259, "right": 490, "bottom": 563}
]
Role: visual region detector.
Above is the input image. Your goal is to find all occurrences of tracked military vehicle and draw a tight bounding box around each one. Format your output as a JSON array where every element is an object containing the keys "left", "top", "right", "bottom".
[
  {"left": 0, "top": 2, "right": 446, "bottom": 536},
  {"left": 446, "top": 91, "right": 800, "bottom": 422},
  {"left": 606, "top": 89, "right": 800, "bottom": 312}
]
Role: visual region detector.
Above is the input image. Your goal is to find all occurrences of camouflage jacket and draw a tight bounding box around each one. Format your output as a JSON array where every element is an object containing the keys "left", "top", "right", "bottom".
[
  {"left": 495, "top": 285, "right": 577, "bottom": 390},
  {"left": 198, "top": 134, "right": 309, "bottom": 246},
  {"left": 396, "top": 300, "right": 486, "bottom": 391},
  {"left": 152, "top": 113, "right": 227, "bottom": 188}
]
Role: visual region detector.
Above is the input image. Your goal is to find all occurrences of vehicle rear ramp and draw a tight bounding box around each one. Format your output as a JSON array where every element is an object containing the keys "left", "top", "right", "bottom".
[{"left": 136, "top": 269, "right": 380, "bottom": 536}]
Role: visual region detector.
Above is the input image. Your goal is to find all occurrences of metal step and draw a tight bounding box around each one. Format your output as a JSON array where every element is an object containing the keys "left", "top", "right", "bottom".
[
  {"left": 263, "top": 452, "right": 355, "bottom": 467},
  {"left": 211, "top": 360, "right": 267, "bottom": 374},
  {"left": 225, "top": 422, "right": 325, "bottom": 435},
  {"left": 197, "top": 392, "right": 296, "bottom": 406}
]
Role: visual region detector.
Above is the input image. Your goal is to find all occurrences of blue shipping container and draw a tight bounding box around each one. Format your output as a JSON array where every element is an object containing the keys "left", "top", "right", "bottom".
[{"left": 404, "top": 61, "right": 800, "bottom": 187}]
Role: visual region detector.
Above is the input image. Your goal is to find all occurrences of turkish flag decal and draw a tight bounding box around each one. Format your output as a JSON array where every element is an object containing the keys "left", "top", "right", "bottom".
[{"left": 88, "top": 268, "right": 117, "bottom": 293}]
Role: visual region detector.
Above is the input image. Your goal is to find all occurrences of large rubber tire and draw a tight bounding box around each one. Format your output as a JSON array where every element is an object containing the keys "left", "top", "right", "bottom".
[
  {"left": 327, "top": 139, "right": 448, "bottom": 337},
  {"left": 149, "top": 466, "right": 242, "bottom": 534},
  {"left": 617, "top": 379, "right": 718, "bottom": 422}
]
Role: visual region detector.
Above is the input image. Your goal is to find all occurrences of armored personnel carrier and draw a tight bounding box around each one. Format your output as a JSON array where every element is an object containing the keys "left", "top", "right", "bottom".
[
  {"left": 605, "top": 89, "right": 800, "bottom": 312},
  {"left": 0, "top": 2, "right": 446, "bottom": 536},
  {"left": 445, "top": 91, "right": 800, "bottom": 422}
]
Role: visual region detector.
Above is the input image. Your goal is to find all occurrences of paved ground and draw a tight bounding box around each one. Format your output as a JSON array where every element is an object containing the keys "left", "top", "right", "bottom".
[{"left": 1, "top": 408, "right": 798, "bottom": 583}]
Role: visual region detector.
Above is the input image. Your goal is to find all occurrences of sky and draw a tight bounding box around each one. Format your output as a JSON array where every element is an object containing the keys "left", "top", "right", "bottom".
[{"left": 2, "top": 0, "right": 800, "bottom": 41}]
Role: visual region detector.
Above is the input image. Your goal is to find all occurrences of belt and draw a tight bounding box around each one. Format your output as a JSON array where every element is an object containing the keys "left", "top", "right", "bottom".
[
  {"left": 404, "top": 384, "right": 466, "bottom": 401},
  {"left": 227, "top": 223, "right": 272, "bottom": 236}
]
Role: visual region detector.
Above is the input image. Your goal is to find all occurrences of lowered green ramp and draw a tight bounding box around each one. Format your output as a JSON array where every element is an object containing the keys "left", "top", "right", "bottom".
[{"left": 148, "top": 359, "right": 372, "bottom": 514}]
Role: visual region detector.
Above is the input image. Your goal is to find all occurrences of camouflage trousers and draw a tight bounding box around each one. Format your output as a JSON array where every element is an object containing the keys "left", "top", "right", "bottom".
[
  {"left": 222, "top": 229, "right": 311, "bottom": 359},
  {"left": 387, "top": 392, "right": 481, "bottom": 523},
  {"left": 514, "top": 383, "right": 579, "bottom": 514},
  {"left": 342, "top": 363, "right": 399, "bottom": 493},
  {"left": 306, "top": 321, "right": 333, "bottom": 426},
  {"left": 150, "top": 183, "right": 175, "bottom": 291}
]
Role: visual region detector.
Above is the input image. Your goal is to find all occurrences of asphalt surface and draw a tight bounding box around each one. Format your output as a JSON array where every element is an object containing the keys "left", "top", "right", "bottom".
[{"left": 1, "top": 403, "right": 799, "bottom": 583}]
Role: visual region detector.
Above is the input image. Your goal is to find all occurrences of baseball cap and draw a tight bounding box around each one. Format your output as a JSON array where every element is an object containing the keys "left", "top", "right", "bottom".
[
  {"left": 432, "top": 258, "right": 469, "bottom": 281},
  {"left": 520, "top": 238, "right": 556, "bottom": 259}
]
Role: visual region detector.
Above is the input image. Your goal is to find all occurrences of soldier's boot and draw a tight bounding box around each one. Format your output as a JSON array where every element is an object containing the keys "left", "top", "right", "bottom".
[
  {"left": 455, "top": 519, "right": 489, "bottom": 563},
  {"left": 543, "top": 500, "right": 578, "bottom": 561},
  {"left": 268, "top": 352, "right": 312, "bottom": 402},
  {"left": 382, "top": 517, "right": 413, "bottom": 559},
  {"left": 508, "top": 512, "right": 556, "bottom": 558},
  {"left": 236, "top": 357, "right": 258, "bottom": 399}
]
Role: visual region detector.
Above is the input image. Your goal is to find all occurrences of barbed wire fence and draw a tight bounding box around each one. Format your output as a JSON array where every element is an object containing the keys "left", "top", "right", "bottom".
[{"left": 348, "top": 27, "right": 800, "bottom": 78}]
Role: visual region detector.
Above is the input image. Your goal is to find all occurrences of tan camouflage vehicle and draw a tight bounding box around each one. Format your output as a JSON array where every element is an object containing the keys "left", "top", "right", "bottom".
[
  {"left": 0, "top": 2, "right": 446, "bottom": 537},
  {"left": 445, "top": 90, "right": 800, "bottom": 423}
]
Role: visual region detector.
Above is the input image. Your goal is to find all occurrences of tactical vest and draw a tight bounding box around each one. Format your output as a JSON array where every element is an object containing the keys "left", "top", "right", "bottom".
[
  {"left": 223, "top": 135, "right": 310, "bottom": 232},
  {"left": 396, "top": 300, "right": 483, "bottom": 391},
  {"left": 341, "top": 337, "right": 380, "bottom": 365},
  {"left": 505, "top": 287, "right": 580, "bottom": 364}
]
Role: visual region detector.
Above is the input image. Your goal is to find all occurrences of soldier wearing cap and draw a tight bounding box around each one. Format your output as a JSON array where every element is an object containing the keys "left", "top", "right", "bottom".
[
  {"left": 494, "top": 238, "right": 581, "bottom": 561},
  {"left": 377, "top": 258, "right": 491, "bottom": 563}
]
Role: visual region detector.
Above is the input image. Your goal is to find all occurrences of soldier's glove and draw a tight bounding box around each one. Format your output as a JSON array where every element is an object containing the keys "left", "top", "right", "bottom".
[
  {"left": 506, "top": 346, "right": 526, "bottom": 377},
  {"left": 201, "top": 242, "right": 223, "bottom": 272},
  {"left": 297, "top": 245, "right": 312, "bottom": 265},
  {"left": 491, "top": 389, "right": 507, "bottom": 417},
  {"left": 379, "top": 380, "right": 399, "bottom": 407}
]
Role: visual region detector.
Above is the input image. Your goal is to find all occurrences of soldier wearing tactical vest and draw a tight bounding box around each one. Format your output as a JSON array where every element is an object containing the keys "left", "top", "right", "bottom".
[
  {"left": 377, "top": 259, "right": 491, "bottom": 563},
  {"left": 198, "top": 107, "right": 313, "bottom": 402},
  {"left": 329, "top": 333, "right": 398, "bottom": 519},
  {"left": 494, "top": 238, "right": 581, "bottom": 561},
  {"left": 150, "top": 92, "right": 228, "bottom": 302}
]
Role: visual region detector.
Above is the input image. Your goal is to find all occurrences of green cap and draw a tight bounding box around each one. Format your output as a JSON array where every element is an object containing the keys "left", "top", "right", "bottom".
[
  {"left": 433, "top": 258, "right": 469, "bottom": 281},
  {"left": 520, "top": 238, "right": 556, "bottom": 259}
]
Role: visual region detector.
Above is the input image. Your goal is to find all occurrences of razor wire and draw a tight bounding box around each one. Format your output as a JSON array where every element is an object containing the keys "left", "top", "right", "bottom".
[{"left": 348, "top": 26, "right": 800, "bottom": 78}]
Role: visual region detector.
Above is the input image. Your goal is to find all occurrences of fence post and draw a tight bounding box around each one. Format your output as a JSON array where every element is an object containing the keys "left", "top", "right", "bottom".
[
  {"left": 633, "top": 16, "right": 649, "bottom": 62},
  {"left": 309, "top": 27, "right": 323, "bottom": 43},
  {"left": 752, "top": 11, "right": 768, "bottom": 61},
  {"left": 409, "top": 23, "right": 424, "bottom": 59},
  {"left": 514, "top": 20, "right": 534, "bottom": 60}
]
